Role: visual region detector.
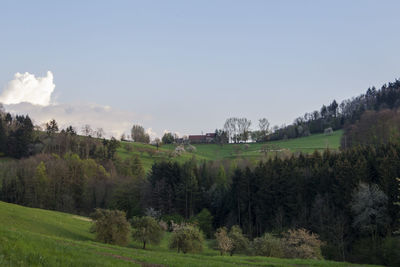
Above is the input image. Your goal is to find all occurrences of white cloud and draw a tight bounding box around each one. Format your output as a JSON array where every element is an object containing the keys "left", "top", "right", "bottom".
[
  {"left": 0, "top": 71, "right": 55, "bottom": 106},
  {"left": 145, "top": 128, "right": 158, "bottom": 139},
  {"left": 4, "top": 102, "right": 148, "bottom": 138},
  {"left": 1, "top": 71, "right": 154, "bottom": 138}
]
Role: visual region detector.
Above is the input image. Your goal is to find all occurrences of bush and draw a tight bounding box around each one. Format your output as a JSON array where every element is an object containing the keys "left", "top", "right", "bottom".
[
  {"left": 252, "top": 233, "right": 284, "bottom": 258},
  {"left": 283, "top": 228, "right": 323, "bottom": 260},
  {"left": 228, "top": 225, "right": 249, "bottom": 256},
  {"left": 90, "top": 209, "right": 131, "bottom": 246},
  {"left": 192, "top": 208, "right": 213, "bottom": 238},
  {"left": 131, "top": 216, "right": 164, "bottom": 249},
  {"left": 169, "top": 224, "right": 204, "bottom": 254},
  {"left": 186, "top": 145, "right": 197, "bottom": 153},
  {"left": 215, "top": 227, "right": 233, "bottom": 255}
]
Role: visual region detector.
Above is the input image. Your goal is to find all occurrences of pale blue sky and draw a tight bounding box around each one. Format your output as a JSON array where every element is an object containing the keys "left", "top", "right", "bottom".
[{"left": 1, "top": 1, "right": 400, "bottom": 137}]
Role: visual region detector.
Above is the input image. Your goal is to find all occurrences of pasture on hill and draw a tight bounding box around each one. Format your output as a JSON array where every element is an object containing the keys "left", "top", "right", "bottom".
[
  {"left": 0, "top": 201, "right": 380, "bottom": 267},
  {"left": 117, "top": 130, "right": 343, "bottom": 171}
]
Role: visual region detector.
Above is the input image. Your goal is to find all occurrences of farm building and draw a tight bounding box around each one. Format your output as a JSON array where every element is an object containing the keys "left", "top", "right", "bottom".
[{"left": 189, "top": 133, "right": 216, "bottom": 143}]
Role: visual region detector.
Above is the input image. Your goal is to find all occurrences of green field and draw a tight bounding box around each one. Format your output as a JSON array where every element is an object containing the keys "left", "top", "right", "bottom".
[
  {"left": 0, "top": 201, "right": 379, "bottom": 267},
  {"left": 117, "top": 130, "right": 343, "bottom": 171}
]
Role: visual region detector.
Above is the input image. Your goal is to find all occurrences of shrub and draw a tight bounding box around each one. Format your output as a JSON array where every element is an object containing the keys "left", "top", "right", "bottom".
[
  {"left": 169, "top": 224, "right": 204, "bottom": 253},
  {"left": 131, "top": 216, "right": 164, "bottom": 249},
  {"left": 175, "top": 145, "right": 185, "bottom": 154},
  {"left": 252, "top": 233, "right": 284, "bottom": 258},
  {"left": 215, "top": 227, "right": 233, "bottom": 255},
  {"left": 283, "top": 228, "right": 323, "bottom": 260},
  {"left": 186, "top": 144, "right": 197, "bottom": 153},
  {"left": 228, "top": 225, "right": 249, "bottom": 256},
  {"left": 90, "top": 209, "right": 131, "bottom": 246},
  {"left": 192, "top": 208, "right": 213, "bottom": 238}
]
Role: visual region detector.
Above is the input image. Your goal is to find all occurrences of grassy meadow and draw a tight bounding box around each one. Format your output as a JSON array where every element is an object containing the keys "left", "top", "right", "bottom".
[
  {"left": 0, "top": 201, "right": 381, "bottom": 267},
  {"left": 117, "top": 130, "right": 343, "bottom": 171}
]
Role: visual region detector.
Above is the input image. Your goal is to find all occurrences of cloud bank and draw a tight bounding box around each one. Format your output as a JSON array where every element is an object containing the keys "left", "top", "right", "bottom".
[
  {"left": 0, "top": 71, "right": 55, "bottom": 106},
  {"left": 1, "top": 71, "right": 154, "bottom": 138},
  {"left": 4, "top": 102, "right": 147, "bottom": 138}
]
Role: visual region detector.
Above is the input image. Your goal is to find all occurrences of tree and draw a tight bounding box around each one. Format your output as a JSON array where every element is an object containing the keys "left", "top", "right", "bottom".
[
  {"left": 192, "top": 208, "right": 213, "bottom": 238},
  {"left": 237, "top": 118, "right": 251, "bottom": 142},
  {"left": 82, "top": 124, "right": 93, "bottom": 137},
  {"left": 162, "top": 132, "right": 175, "bottom": 144},
  {"left": 66, "top": 125, "right": 77, "bottom": 135},
  {"left": 224, "top": 118, "right": 238, "bottom": 143},
  {"left": 228, "top": 225, "right": 249, "bottom": 256},
  {"left": 351, "top": 183, "right": 389, "bottom": 250},
  {"left": 45, "top": 119, "right": 59, "bottom": 136},
  {"left": 215, "top": 227, "right": 233, "bottom": 255},
  {"left": 90, "top": 209, "right": 131, "bottom": 246},
  {"left": 104, "top": 137, "right": 120, "bottom": 160},
  {"left": 34, "top": 161, "right": 49, "bottom": 207},
  {"left": 258, "top": 118, "right": 270, "bottom": 141},
  {"left": 131, "top": 125, "right": 150, "bottom": 143},
  {"left": 131, "top": 216, "right": 164, "bottom": 249},
  {"left": 283, "top": 228, "right": 324, "bottom": 259},
  {"left": 169, "top": 224, "right": 204, "bottom": 253},
  {"left": 252, "top": 233, "right": 284, "bottom": 257},
  {"left": 214, "top": 129, "right": 228, "bottom": 145}
]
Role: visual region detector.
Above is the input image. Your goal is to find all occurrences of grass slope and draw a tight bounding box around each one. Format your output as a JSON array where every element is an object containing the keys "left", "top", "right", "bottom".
[
  {"left": 0, "top": 201, "right": 379, "bottom": 267},
  {"left": 118, "top": 130, "right": 343, "bottom": 171}
]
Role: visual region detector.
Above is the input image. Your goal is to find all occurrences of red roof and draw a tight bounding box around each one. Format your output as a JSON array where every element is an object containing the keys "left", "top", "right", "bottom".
[{"left": 189, "top": 135, "right": 205, "bottom": 141}]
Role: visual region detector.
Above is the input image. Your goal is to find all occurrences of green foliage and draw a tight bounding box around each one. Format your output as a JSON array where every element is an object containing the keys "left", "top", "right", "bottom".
[
  {"left": 252, "top": 233, "right": 284, "bottom": 258},
  {"left": 169, "top": 224, "right": 204, "bottom": 254},
  {"left": 131, "top": 216, "right": 164, "bottom": 249},
  {"left": 162, "top": 132, "right": 175, "bottom": 144},
  {"left": 228, "top": 225, "right": 249, "bottom": 256},
  {"left": 90, "top": 209, "right": 131, "bottom": 246},
  {"left": 192, "top": 208, "right": 213, "bottom": 238},
  {"left": 131, "top": 125, "right": 150, "bottom": 143}
]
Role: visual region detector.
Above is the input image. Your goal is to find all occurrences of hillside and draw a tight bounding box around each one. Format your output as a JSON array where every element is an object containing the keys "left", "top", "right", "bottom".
[
  {"left": 117, "top": 130, "right": 343, "bottom": 171},
  {"left": 0, "top": 201, "right": 380, "bottom": 267}
]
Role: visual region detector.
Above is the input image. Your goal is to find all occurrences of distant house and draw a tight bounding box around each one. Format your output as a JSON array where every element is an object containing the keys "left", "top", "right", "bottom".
[{"left": 189, "top": 133, "right": 216, "bottom": 144}]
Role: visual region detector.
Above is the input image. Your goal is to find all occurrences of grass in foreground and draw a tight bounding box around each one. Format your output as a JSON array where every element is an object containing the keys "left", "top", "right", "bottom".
[{"left": 0, "top": 201, "right": 380, "bottom": 267}]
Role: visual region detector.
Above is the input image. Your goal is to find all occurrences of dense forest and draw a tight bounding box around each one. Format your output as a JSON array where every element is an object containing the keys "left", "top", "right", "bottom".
[
  {"left": 1, "top": 80, "right": 400, "bottom": 265},
  {"left": 270, "top": 79, "right": 400, "bottom": 141}
]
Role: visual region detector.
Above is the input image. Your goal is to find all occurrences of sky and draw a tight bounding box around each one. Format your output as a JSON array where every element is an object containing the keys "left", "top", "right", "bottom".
[{"left": 1, "top": 0, "right": 400, "bottom": 138}]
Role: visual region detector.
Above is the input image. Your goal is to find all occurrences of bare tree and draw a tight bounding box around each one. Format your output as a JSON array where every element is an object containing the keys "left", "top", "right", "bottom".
[
  {"left": 95, "top": 128, "right": 105, "bottom": 138},
  {"left": 82, "top": 124, "right": 93, "bottom": 137},
  {"left": 237, "top": 118, "right": 251, "bottom": 142},
  {"left": 259, "top": 118, "right": 270, "bottom": 136}
]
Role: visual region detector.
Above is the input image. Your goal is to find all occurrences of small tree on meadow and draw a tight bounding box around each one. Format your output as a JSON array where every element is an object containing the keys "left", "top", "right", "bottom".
[
  {"left": 131, "top": 216, "right": 164, "bottom": 249},
  {"left": 228, "top": 225, "right": 249, "bottom": 256},
  {"left": 252, "top": 233, "right": 284, "bottom": 258},
  {"left": 169, "top": 223, "right": 204, "bottom": 253},
  {"left": 215, "top": 227, "right": 233, "bottom": 255},
  {"left": 283, "top": 228, "right": 323, "bottom": 259},
  {"left": 90, "top": 209, "right": 131, "bottom": 246}
]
